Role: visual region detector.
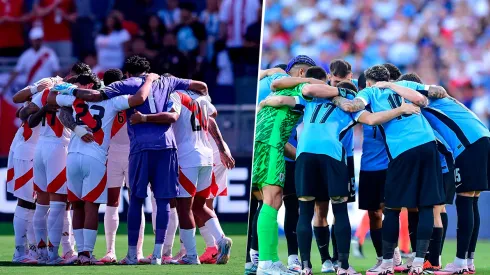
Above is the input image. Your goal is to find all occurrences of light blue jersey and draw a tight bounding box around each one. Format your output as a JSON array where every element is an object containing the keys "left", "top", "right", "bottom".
[
  {"left": 257, "top": 72, "right": 289, "bottom": 105},
  {"left": 360, "top": 106, "right": 390, "bottom": 171},
  {"left": 296, "top": 96, "right": 362, "bottom": 161},
  {"left": 356, "top": 86, "right": 436, "bottom": 159},
  {"left": 434, "top": 131, "right": 453, "bottom": 174}
]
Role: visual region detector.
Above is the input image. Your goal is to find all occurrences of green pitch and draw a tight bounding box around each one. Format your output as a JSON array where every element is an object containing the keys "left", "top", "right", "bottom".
[
  {"left": 278, "top": 237, "right": 490, "bottom": 274},
  {"left": 0, "top": 222, "right": 247, "bottom": 275}
]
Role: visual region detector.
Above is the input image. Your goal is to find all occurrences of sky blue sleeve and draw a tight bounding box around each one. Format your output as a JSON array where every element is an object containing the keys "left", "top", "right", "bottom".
[{"left": 356, "top": 87, "right": 372, "bottom": 106}]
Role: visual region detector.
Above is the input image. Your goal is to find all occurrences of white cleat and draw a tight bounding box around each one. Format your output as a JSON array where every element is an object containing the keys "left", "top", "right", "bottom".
[
  {"left": 172, "top": 254, "right": 201, "bottom": 265},
  {"left": 245, "top": 262, "right": 259, "bottom": 275},
  {"left": 337, "top": 266, "right": 361, "bottom": 275},
  {"left": 322, "top": 259, "right": 336, "bottom": 273},
  {"left": 368, "top": 257, "right": 383, "bottom": 272},
  {"left": 62, "top": 250, "right": 78, "bottom": 264},
  {"left": 257, "top": 261, "right": 299, "bottom": 275},
  {"left": 99, "top": 252, "right": 117, "bottom": 263},
  {"left": 408, "top": 264, "right": 424, "bottom": 275},
  {"left": 47, "top": 256, "right": 67, "bottom": 265},
  {"left": 216, "top": 236, "right": 233, "bottom": 264},
  {"left": 395, "top": 256, "right": 414, "bottom": 273},
  {"left": 434, "top": 263, "right": 468, "bottom": 275},
  {"left": 119, "top": 254, "right": 139, "bottom": 265},
  {"left": 394, "top": 248, "right": 403, "bottom": 267},
  {"left": 151, "top": 254, "right": 162, "bottom": 265},
  {"left": 172, "top": 249, "right": 186, "bottom": 262},
  {"left": 366, "top": 262, "right": 394, "bottom": 275},
  {"left": 301, "top": 267, "right": 313, "bottom": 275},
  {"left": 37, "top": 248, "right": 48, "bottom": 265},
  {"left": 287, "top": 255, "right": 301, "bottom": 273},
  {"left": 12, "top": 254, "right": 38, "bottom": 264},
  {"left": 79, "top": 254, "right": 104, "bottom": 265}
]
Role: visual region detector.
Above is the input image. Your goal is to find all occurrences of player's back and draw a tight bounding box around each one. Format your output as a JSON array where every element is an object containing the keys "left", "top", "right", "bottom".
[
  {"left": 357, "top": 86, "right": 435, "bottom": 159},
  {"left": 108, "top": 111, "right": 129, "bottom": 158},
  {"left": 32, "top": 89, "right": 71, "bottom": 144},
  {"left": 257, "top": 72, "right": 289, "bottom": 104},
  {"left": 255, "top": 83, "right": 305, "bottom": 149},
  {"left": 298, "top": 97, "right": 357, "bottom": 162},
  {"left": 172, "top": 91, "right": 213, "bottom": 168},
  {"left": 422, "top": 97, "right": 490, "bottom": 158}
]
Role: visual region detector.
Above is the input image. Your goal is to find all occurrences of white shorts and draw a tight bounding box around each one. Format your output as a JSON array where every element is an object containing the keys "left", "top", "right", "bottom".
[
  {"left": 209, "top": 164, "right": 228, "bottom": 199},
  {"left": 33, "top": 142, "right": 67, "bottom": 194},
  {"left": 107, "top": 157, "right": 128, "bottom": 189},
  {"left": 178, "top": 166, "right": 212, "bottom": 198},
  {"left": 66, "top": 153, "right": 107, "bottom": 204},
  {"left": 12, "top": 158, "right": 36, "bottom": 203},
  {"left": 6, "top": 149, "right": 15, "bottom": 194}
]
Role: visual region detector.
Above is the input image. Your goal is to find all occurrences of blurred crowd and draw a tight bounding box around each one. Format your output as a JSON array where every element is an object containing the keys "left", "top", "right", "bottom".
[
  {"left": 262, "top": 0, "right": 490, "bottom": 123},
  {"left": 0, "top": 0, "right": 262, "bottom": 104}
]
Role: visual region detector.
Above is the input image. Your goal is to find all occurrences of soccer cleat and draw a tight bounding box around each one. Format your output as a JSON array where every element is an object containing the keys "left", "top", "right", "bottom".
[
  {"left": 172, "top": 254, "right": 200, "bottom": 265},
  {"left": 99, "top": 252, "right": 117, "bottom": 263},
  {"left": 321, "top": 259, "right": 336, "bottom": 273},
  {"left": 162, "top": 254, "right": 173, "bottom": 264},
  {"left": 366, "top": 262, "right": 394, "bottom": 275},
  {"left": 62, "top": 250, "right": 78, "bottom": 264},
  {"left": 337, "top": 266, "right": 361, "bottom": 275},
  {"left": 368, "top": 257, "right": 383, "bottom": 272},
  {"left": 351, "top": 238, "right": 364, "bottom": 258},
  {"left": 251, "top": 250, "right": 259, "bottom": 265},
  {"left": 47, "top": 256, "right": 67, "bottom": 265},
  {"left": 257, "top": 261, "right": 298, "bottom": 275},
  {"left": 301, "top": 267, "right": 313, "bottom": 275},
  {"left": 119, "top": 254, "right": 139, "bottom": 265},
  {"left": 332, "top": 260, "right": 339, "bottom": 270},
  {"left": 467, "top": 263, "right": 475, "bottom": 274},
  {"left": 37, "top": 248, "right": 49, "bottom": 265},
  {"left": 394, "top": 248, "right": 403, "bottom": 267},
  {"left": 245, "top": 262, "right": 258, "bottom": 275},
  {"left": 12, "top": 254, "right": 38, "bottom": 264},
  {"left": 422, "top": 260, "right": 441, "bottom": 274},
  {"left": 138, "top": 254, "right": 151, "bottom": 264},
  {"left": 216, "top": 236, "right": 233, "bottom": 264},
  {"left": 78, "top": 254, "right": 104, "bottom": 265},
  {"left": 172, "top": 249, "right": 186, "bottom": 262},
  {"left": 287, "top": 256, "right": 301, "bottom": 273},
  {"left": 395, "top": 256, "right": 413, "bottom": 273},
  {"left": 434, "top": 263, "right": 468, "bottom": 275},
  {"left": 150, "top": 254, "right": 162, "bottom": 265},
  {"left": 408, "top": 264, "right": 424, "bottom": 275},
  {"left": 199, "top": 246, "right": 218, "bottom": 264}
]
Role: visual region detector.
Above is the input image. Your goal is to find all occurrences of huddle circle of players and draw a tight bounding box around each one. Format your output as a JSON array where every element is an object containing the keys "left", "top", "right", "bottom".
[
  {"left": 7, "top": 55, "right": 237, "bottom": 266},
  {"left": 248, "top": 56, "right": 488, "bottom": 275}
]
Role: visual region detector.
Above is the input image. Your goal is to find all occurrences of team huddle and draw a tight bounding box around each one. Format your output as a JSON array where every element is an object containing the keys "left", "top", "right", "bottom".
[
  {"left": 248, "top": 56, "right": 488, "bottom": 275},
  {"left": 6, "top": 55, "right": 235, "bottom": 266}
]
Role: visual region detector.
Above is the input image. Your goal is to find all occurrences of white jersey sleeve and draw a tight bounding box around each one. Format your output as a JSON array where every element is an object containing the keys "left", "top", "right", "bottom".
[
  {"left": 56, "top": 94, "right": 76, "bottom": 107},
  {"left": 170, "top": 93, "right": 182, "bottom": 114},
  {"left": 110, "top": 95, "right": 130, "bottom": 111}
]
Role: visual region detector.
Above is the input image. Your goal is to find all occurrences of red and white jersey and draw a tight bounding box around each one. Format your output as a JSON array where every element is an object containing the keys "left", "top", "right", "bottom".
[
  {"left": 108, "top": 111, "right": 130, "bottom": 159},
  {"left": 31, "top": 89, "right": 71, "bottom": 145},
  {"left": 172, "top": 91, "right": 214, "bottom": 168},
  {"left": 56, "top": 94, "right": 131, "bottom": 164},
  {"left": 14, "top": 46, "right": 60, "bottom": 85},
  {"left": 12, "top": 102, "right": 41, "bottom": 160},
  {"left": 205, "top": 102, "right": 220, "bottom": 164}
]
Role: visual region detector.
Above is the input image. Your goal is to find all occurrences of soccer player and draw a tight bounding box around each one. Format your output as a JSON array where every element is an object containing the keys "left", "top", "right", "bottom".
[
  {"left": 334, "top": 65, "right": 445, "bottom": 275},
  {"left": 395, "top": 73, "right": 488, "bottom": 275},
  {"left": 49, "top": 72, "right": 157, "bottom": 264},
  {"left": 57, "top": 55, "right": 208, "bottom": 265}
]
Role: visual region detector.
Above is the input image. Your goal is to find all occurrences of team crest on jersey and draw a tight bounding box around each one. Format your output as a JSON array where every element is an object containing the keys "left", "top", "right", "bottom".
[{"left": 279, "top": 173, "right": 285, "bottom": 182}]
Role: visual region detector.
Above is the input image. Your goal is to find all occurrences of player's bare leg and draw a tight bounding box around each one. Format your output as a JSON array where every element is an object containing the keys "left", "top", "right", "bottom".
[
  {"left": 12, "top": 198, "right": 37, "bottom": 264},
  {"left": 101, "top": 187, "right": 120, "bottom": 263},
  {"left": 46, "top": 193, "right": 69, "bottom": 265},
  {"left": 313, "top": 201, "right": 335, "bottom": 273},
  {"left": 197, "top": 198, "right": 220, "bottom": 264},
  {"left": 33, "top": 191, "right": 50, "bottom": 264}
]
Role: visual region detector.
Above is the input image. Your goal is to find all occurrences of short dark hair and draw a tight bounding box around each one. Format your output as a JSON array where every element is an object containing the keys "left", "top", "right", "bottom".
[
  {"left": 124, "top": 55, "right": 151, "bottom": 75},
  {"left": 71, "top": 62, "right": 91, "bottom": 75},
  {"left": 274, "top": 64, "right": 287, "bottom": 71},
  {"left": 383, "top": 63, "right": 402, "bottom": 81},
  {"left": 305, "top": 66, "right": 327, "bottom": 80},
  {"left": 329, "top": 59, "right": 351, "bottom": 78},
  {"left": 103, "top": 69, "right": 124, "bottom": 86},
  {"left": 336, "top": 81, "right": 358, "bottom": 93},
  {"left": 398, "top": 73, "right": 423, "bottom": 84},
  {"left": 357, "top": 72, "right": 366, "bottom": 90},
  {"left": 72, "top": 73, "right": 102, "bottom": 89},
  {"left": 365, "top": 65, "right": 390, "bottom": 82}
]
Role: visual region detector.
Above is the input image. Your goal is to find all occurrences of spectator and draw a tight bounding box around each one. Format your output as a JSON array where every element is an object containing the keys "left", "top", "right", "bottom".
[
  {"left": 129, "top": 36, "right": 157, "bottom": 62},
  {"left": 158, "top": 0, "right": 181, "bottom": 31},
  {"left": 1, "top": 27, "right": 60, "bottom": 94},
  {"left": 200, "top": 0, "right": 220, "bottom": 62},
  {"left": 82, "top": 51, "right": 104, "bottom": 79},
  {"left": 34, "top": 0, "right": 77, "bottom": 63},
  {"left": 174, "top": 2, "right": 207, "bottom": 78},
  {"left": 110, "top": 10, "right": 140, "bottom": 36},
  {"left": 152, "top": 32, "right": 189, "bottom": 78},
  {"left": 142, "top": 14, "right": 166, "bottom": 51},
  {"left": 0, "top": 0, "right": 31, "bottom": 57},
  {"left": 95, "top": 14, "right": 131, "bottom": 70}
]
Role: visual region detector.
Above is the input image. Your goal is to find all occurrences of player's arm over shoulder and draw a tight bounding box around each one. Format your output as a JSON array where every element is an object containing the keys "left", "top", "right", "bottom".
[
  {"left": 259, "top": 68, "right": 286, "bottom": 80},
  {"left": 271, "top": 77, "right": 323, "bottom": 92}
]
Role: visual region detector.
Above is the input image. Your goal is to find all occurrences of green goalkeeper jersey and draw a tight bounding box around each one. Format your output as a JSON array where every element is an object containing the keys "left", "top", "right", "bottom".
[{"left": 255, "top": 83, "right": 306, "bottom": 149}]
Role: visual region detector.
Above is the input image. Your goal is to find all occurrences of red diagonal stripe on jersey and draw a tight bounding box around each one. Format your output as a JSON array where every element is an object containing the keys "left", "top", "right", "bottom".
[
  {"left": 47, "top": 167, "right": 67, "bottom": 193},
  {"left": 7, "top": 168, "right": 14, "bottom": 183},
  {"left": 218, "top": 187, "right": 228, "bottom": 197},
  {"left": 26, "top": 52, "right": 50, "bottom": 84},
  {"left": 67, "top": 188, "right": 81, "bottom": 202},
  {"left": 33, "top": 182, "right": 42, "bottom": 192},
  {"left": 111, "top": 111, "right": 126, "bottom": 138},
  {"left": 41, "top": 89, "right": 64, "bottom": 137},
  {"left": 209, "top": 172, "right": 219, "bottom": 197},
  {"left": 178, "top": 92, "right": 208, "bottom": 131},
  {"left": 82, "top": 171, "right": 107, "bottom": 202},
  {"left": 22, "top": 123, "right": 32, "bottom": 141},
  {"left": 179, "top": 168, "right": 196, "bottom": 196},
  {"left": 14, "top": 167, "right": 33, "bottom": 191},
  {"left": 73, "top": 98, "right": 104, "bottom": 145},
  {"left": 196, "top": 184, "right": 212, "bottom": 199}
]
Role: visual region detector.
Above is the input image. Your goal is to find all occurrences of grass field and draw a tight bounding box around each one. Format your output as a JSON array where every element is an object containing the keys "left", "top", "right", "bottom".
[
  {"left": 0, "top": 222, "right": 247, "bottom": 275},
  {"left": 278, "top": 238, "right": 490, "bottom": 274}
]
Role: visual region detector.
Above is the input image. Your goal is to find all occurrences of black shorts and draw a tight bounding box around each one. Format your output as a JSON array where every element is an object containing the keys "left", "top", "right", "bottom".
[
  {"left": 283, "top": 161, "right": 297, "bottom": 196},
  {"left": 347, "top": 156, "right": 356, "bottom": 203},
  {"left": 295, "top": 153, "right": 349, "bottom": 201},
  {"left": 443, "top": 169, "right": 456, "bottom": 205},
  {"left": 385, "top": 141, "right": 445, "bottom": 208},
  {"left": 359, "top": 169, "right": 387, "bottom": 210},
  {"left": 454, "top": 137, "right": 490, "bottom": 193}
]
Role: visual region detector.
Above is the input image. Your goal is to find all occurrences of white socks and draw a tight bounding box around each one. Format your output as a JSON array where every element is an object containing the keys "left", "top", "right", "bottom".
[
  {"left": 137, "top": 208, "right": 145, "bottom": 257},
  {"left": 180, "top": 228, "right": 197, "bottom": 257},
  {"left": 153, "top": 243, "right": 163, "bottom": 258},
  {"left": 73, "top": 228, "right": 84, "bottom": 252},
  {"left": 33, "top": 203, "right": 49, "bottom": 250},
  {"left": 104, "top": 206, "right": 119, "bottom": 253},
  {"left": 83, "top": 229, "right": 97, "bottom": 254},
  {"left": 151, "top": 194, "right": 157, "bottom": 233},
  {"left": 199, "top": 225, "right": 216, "bottom": 248},
  {"left": 47, "top": 201, "right": 65, "bottom": 258},
  {"left": 26, "top": 209, "right": 36, "bottom": 247},
  {"left": 413, "top": 257, "right": 425, "bottom": 266},
  {"left": 61, "top": 209, "right": 74, "bottom": 255},
  {"left": 204, "top": 218, "right": 225, "bottom": 243},
  {"left": 258, "top": 260, "right": 273, "bottom": 269},
  {"left": 163, "top": 207, "right": 178, "bottom": 255},
  {"left": 455, "top": 257, "right": 467, "bottom": 267},
  {"left": 13, "top": 206, "right": 30, "bottom": 255}
]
